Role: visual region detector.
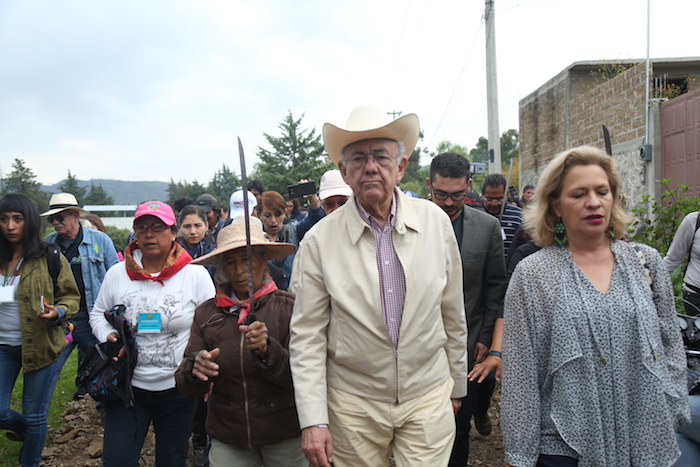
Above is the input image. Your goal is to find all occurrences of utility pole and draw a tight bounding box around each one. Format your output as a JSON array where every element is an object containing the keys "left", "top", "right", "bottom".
[
  {"left": 485, "top": 0, "right": 502, "bottom": 174},
  {"left": 387, "top": 110, "right": 402, "bottom": 120}
]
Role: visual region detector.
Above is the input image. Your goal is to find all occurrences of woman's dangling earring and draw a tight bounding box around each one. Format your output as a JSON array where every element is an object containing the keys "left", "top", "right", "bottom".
[
  {"left": 608, "top": 223, "right": 615, "bottom": 239},
  {"left": 554, "top": 218, "right": 567, "bottom": 246}
]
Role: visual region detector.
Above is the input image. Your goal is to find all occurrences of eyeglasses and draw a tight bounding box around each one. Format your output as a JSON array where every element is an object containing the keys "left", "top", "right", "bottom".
[
  {"left": 345, "top": 153, "right": 396, "bottom": 169},
  {"left": 322, "top": 198, "right": 348, "bottom": 209},
  {"left": 134, "top": 222, "right": 169, "bottom": 233},
  {"left": 483, "top": 196, "right": 504, "bottom": 203},
  {"left": 432, "top": 190, "right": 468, "bottom": 202},
  {"left": 48, "top": 214, "right": 65, "bottom": 223}
]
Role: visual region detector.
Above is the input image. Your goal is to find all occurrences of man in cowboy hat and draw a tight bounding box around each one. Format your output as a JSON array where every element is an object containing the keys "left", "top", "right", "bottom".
[
  {"left": 290, "top": 106, "right": 467, "bottom": 466},
  {"left": 42, "top": 193, "right": 119, "bottom": 388}
]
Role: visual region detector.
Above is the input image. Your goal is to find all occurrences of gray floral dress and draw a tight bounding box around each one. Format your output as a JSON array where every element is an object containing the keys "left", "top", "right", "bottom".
[{"left": 502, "top": 240, "right": 690, "bottom": 467}]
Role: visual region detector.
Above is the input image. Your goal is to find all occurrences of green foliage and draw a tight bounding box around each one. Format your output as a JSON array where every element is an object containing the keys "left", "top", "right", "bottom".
[
  {"left": 432, "top": 140, "right": 470, "bottom": 158},
  {"left": 470, "top": 137, "right": 489, "bottom": 163},
  {"left": 0, "top": 352, "right": 77, "bottom": 464},
  {"left": 653, "top": 76, "right": 697, "bottom": 99},
  {"left": 207, "top": 163, "right": 240, "bottom": 204},
  {"left": 1, "top": 158, "right": 49, "bottom": 211},
  {"left": 500, "top": 129, "right": 520, "bottom": 165},
  {"left": 166, "top": 179, "right": 208, "bottom": 205},
  {"left": 588, "top": 62, "right": 637, "bottom": 89},
  {"left": 84, "top": 182, "right": 115, "bottom": 207},
  {"left": 57, "top": 171, "right": 87, "bottom": 203},
  {"left": 252, "top": 111, "right": 334, "bottom": 194},
  {"left": 105, "top": 225, "right": 131, "bottom": 251},
  {"left": 629, "top": 179, "right": 700, "bottom": 311}
]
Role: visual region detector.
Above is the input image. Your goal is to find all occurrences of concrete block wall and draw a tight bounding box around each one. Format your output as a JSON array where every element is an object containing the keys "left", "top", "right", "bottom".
[{"left": 519, "top": 63, "right": 649, "bottom": 210}]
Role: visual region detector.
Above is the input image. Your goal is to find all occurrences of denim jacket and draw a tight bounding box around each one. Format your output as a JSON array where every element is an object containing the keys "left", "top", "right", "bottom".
[{"left": 46, "top": 225, "right": 119, "bottom": 312}]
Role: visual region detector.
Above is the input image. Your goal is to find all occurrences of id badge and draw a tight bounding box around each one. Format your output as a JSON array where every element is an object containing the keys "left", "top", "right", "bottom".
[
  {"left": 0, "top": 284, "right": 17, "bottom": 303},
  {"left": 137, "top": 313, "right": 162, "bottom": 333}
]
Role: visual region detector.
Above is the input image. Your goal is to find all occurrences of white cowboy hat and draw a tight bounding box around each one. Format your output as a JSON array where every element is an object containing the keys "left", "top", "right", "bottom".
[
  {"left": 191, "top": 220, "right": 296, "bottom": 266},
  {"left": 41, "top": 193, "right": 90, "bottom": 217},
  {"left": 322, "top": 105, "right": 420, "bottom": 165}
]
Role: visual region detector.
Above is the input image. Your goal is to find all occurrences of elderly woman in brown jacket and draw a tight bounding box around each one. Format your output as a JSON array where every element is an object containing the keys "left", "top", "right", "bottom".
[{"left": 175, "top": 219, "right": 305, "bottom": 467}]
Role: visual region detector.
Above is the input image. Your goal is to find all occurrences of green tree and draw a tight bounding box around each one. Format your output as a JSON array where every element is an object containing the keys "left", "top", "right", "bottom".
[
  {"left": 84, "top": 182, "right": 114, "bottom": 205},
  {"left": 1, "top": 158, "right": 48, "bottom": 211},
  {"left": 501, "top": 129, "right": 520, "bottom": 165},
  {"left": 207, "top": 164, "right": 241, "bottom": 203},
  {"left": 401, "top": 131, "right": 427, "bottom": 186},
  {"left": 252, "top": 111, "right": 334, "bottom": 194},
  {"left": 166, "top": 179, "right": 206, "bottom": 205},
  {"left": 630, "top": 180, "right": 700, "bottom": 311},
  {"left": 433, "top": 140, "right": 471, "bottom": 158},
  {"left": 469, "top": 137, "right": 489, "bottom": 163},
  {"left": 57, "top": 170, "right": 87, "bottom": 202},
  {"left": 189, "top": 180, "right": 207, "bottom": 201}
]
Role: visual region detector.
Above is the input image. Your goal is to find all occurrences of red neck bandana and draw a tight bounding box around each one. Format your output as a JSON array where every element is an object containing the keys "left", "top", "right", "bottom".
[
  {"left": 124, "top": 240, "right": 192, "bottom": 285},
  {"left": 214, "top": 279, "right": 278, "bottom": 325}
]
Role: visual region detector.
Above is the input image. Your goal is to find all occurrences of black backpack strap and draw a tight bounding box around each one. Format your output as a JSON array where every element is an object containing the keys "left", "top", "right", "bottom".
[{"left": 45, "top": 243, "right": 62, "bottom": 296}]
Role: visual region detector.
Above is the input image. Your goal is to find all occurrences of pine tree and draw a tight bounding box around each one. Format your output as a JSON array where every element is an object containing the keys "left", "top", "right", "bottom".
[
  {"left": 252, "top": 111, "right": 334, "bottom": 194},
  {"left": 207, "top": 164, "right": 241, "bottom": 203},
  {"left": 57, "top": 170, "right": 87, "bottom": 203},
  {"left": 84, "top": 182, "right": 115, "bottom": 205},
  {"left": 1, "top": 158, "right": 49, "bottom": 211}
]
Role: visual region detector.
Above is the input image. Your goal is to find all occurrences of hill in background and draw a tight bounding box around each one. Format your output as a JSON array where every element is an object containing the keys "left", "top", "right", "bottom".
[{"left": 41, "top": 179, "right": 168, "bottom": 205}]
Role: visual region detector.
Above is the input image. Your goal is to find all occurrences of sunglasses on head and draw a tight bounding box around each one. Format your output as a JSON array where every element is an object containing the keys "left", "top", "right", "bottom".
[{"left": 48, "top": 213, "right": 65, "bottom": 223}]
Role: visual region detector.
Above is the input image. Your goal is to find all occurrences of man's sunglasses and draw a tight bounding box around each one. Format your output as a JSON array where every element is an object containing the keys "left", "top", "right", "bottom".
[{"left": 48, "top": 213, "right": 65, "bottom": 223}]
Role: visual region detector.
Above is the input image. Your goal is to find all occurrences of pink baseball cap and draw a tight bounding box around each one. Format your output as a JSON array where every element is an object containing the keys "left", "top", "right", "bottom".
[{"left": 133, "top": 201, "right": 177, "bottom": 226}]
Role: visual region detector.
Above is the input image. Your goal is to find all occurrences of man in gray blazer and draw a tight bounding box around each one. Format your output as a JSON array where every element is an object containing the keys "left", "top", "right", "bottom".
[{"left": 427, "top": 153, "right": 506, "bottom": 467}]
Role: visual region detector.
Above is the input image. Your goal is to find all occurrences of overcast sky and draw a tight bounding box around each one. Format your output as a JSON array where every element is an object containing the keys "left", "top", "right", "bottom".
[{"left": 1, "top": 0, "right": 698, "bottom": 186}]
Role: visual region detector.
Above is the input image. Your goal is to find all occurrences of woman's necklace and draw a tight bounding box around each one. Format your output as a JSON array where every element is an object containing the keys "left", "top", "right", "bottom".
[{"left": 3, "top": 256, "right": 24, "bottom": 287}]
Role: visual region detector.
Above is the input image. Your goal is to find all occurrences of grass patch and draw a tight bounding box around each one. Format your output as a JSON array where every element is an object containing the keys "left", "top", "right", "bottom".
[{"left": 0, "top": 351, "right": 78, "bottom": 466}]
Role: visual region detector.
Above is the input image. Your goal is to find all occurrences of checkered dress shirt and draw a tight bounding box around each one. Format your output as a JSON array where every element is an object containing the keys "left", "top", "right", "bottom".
[{"left": 356, "top": 194, "right": 406, "bottom": 346}]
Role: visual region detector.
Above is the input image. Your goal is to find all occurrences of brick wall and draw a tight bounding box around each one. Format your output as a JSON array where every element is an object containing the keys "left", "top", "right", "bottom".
[{"left": 519, "top": 63, "right": 649, "bottom": 209}]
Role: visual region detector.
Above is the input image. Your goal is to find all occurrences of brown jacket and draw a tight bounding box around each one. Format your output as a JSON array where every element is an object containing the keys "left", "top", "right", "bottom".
[{"left": 175, "top": 288, "right": 300, "bottom": 449}]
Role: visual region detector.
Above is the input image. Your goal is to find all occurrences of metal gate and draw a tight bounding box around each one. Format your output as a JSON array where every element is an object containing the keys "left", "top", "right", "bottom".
[{"left": 662, "top": 87, "right": 700, "bottom": 199}]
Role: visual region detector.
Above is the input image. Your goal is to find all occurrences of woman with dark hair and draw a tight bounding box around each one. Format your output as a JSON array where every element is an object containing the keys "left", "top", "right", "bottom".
[
  {"left": 502, "top": 146, "right": 689, "bottom": 466},
  {"left": 90, "top": 201, "right": 215, "bottom": 467},
  {"left": 177, "top": 205, "right": 216, "bottom": 264},
  {"left": 0, "top": 194, "right": 79, "bottom": 467}
]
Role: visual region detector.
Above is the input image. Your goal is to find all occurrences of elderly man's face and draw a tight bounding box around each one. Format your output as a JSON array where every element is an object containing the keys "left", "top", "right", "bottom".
[
  {"left": 339, "top": 139, "right": 406, "bottom": 210},
  {"left": 50, "top": 210, "right": 81, "bottom": 239}
]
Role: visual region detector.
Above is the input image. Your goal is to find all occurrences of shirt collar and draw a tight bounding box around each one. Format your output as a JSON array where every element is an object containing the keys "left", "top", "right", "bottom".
[{"left": 356, "top": 191, "right": 398, "bottom": 229}]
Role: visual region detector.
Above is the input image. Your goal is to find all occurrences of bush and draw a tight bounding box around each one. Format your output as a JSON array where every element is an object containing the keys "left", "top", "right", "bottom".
[
  {"left": 629, "top": 179, "right": 700, "bottom": 311},
  {"left": 104, "top": 225, "right": 131, "bottom": 251}
]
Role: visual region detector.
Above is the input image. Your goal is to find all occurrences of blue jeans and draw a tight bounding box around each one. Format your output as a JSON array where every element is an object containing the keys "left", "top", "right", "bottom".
[
  {"left": 674, "top": 394, "right": 700, "bottom": 466},
  {"left": 102, "top": 387, "right": 197, "bottom": 467},
  {"left": 54, "top": 309, "right": 98, "bottom": 377},
  {"left": 0, "top": 345, "right": 61, "bottom": 467}
]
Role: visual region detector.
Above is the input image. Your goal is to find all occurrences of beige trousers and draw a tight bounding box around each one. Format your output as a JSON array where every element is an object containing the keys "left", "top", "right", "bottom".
[{"left": 327, "top": 378, "right": 456, "bottom": 467}]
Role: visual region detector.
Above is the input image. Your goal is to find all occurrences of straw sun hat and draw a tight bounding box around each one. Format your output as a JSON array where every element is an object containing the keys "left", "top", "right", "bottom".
[{"left": 191, "top": 221, "right": 296, "bottom": 266}]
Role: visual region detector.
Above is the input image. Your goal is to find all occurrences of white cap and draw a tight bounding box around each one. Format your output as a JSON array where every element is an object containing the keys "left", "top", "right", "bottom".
[
  {"left": 318, "top": 170, "right": 352, "bottom": 201},
  {"left": 229, "top": 190, "right": 257, "bottom": 220}
]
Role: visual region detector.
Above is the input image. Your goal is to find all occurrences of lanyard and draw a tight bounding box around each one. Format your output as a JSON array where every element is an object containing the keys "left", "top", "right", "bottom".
[{"left": 3, "top": 257, "right": 24, "bottom": 287}]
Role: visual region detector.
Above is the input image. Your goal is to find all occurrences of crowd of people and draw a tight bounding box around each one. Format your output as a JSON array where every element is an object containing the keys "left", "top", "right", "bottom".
[{"left": 0, "top": 104, "right": 698, "bottom": 467}]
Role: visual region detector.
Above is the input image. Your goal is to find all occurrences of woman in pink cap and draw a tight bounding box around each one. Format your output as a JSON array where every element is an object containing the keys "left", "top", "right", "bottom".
[{"left": 90, "top": 201, "right": 215, "bottom": 467}]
